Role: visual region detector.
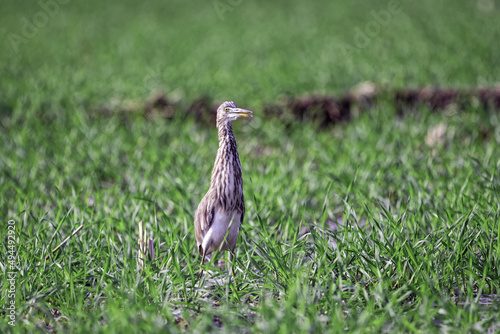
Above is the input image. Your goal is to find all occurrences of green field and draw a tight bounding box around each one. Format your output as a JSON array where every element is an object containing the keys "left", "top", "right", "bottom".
[{"left": 1, "top": 0, "right": 500, "bottom": 332}]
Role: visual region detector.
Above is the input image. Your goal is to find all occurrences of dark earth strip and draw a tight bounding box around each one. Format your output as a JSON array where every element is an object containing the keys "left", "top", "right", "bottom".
[{"left": 97, "top": 85, "right": 500, "bottom": 127}]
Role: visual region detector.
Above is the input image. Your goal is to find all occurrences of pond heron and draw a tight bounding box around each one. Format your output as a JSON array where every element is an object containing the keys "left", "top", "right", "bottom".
[{"left": 194, "top": 101, "right": 253, "bottom": 275}]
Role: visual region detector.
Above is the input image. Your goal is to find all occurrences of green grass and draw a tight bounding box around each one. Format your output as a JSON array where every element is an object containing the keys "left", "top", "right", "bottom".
[
  {"left": 1, "top": 0, "right": 500, "bottom": 110},
  {"left": 1, "top": 0, "right": 500, "bottom": 332}
]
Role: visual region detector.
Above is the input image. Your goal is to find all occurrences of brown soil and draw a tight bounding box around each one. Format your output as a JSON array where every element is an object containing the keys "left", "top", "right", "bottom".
[{"left": 99, "top": 85, "right": 500, "bottom": 127}]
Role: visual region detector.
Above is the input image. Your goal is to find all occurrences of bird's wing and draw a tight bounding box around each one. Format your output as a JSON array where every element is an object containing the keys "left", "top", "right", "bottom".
[
  {"left": 194, "top": 192, "right": 216, "bottom": 248},
  {"left": 238, "top": 194, "right": 245, "bottom": 226}
]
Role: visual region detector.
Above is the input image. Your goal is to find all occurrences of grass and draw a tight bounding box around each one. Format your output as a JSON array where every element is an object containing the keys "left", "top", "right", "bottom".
[
  {"left": 1, "top": 0, "right": 500, "bottom": 332},
  {"left": 1, "top": 0, "right": 500, "bottom": 110}
]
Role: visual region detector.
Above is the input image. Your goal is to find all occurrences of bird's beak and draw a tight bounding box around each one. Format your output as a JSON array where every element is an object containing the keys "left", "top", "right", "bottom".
[{"left": 228, "top": 107, "right": 253, "bottom": 118}]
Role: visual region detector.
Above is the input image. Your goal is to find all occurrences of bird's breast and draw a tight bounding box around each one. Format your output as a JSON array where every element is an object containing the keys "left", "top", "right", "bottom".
[{"left": 202, "top": 209, "right": 241, "bottom": 253}]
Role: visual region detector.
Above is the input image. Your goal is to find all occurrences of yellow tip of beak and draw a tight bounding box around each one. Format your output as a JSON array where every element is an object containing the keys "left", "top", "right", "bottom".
[{"left": 229, "top": 108, "right": 253, "bottom": 118}]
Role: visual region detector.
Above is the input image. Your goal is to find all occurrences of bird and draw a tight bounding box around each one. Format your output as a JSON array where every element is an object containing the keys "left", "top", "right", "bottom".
[{"left": 194, "top": 101, "right": 253, "bottom": 274}]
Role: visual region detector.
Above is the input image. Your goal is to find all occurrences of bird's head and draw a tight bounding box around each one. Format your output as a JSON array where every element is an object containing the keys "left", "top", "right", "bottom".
[{"left": 216, "top": 101, "right": 253, "bottom": 124}]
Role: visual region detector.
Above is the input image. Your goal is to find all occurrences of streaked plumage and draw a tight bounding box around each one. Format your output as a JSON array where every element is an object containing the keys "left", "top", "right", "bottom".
[{"left": 194, "top": 101, "right": 252, "bottom": 266}]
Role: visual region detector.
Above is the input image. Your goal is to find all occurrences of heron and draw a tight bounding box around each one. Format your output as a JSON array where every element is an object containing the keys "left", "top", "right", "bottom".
[{"left": 194, "top": 101, "right": 252, "bottom": 277}]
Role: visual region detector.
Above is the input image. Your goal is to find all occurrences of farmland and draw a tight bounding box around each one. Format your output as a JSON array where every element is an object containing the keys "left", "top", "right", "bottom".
[{"left": 1, "top": 0, "right": 500, "bottom": 332}]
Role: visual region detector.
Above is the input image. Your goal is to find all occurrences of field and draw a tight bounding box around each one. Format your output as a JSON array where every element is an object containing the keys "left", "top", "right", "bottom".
[{"left": 1, "top": 0, "right": 500, "bottom": 332}]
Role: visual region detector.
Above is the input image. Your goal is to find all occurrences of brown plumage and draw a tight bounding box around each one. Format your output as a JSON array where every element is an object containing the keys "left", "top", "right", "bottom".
[{"left": 194, "top": 101, "right": 253, "bottom": 267}]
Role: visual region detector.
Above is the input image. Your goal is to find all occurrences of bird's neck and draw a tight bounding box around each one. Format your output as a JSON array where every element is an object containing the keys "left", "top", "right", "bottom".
[
  {"left": 210, "top": 121, "right": 243, "bottom": 206},
  {"left": 214, "top": 121, "right": 240, "bottom": 171},
  {"left": 217, "top": 120, "right": 236, "bottom": 148}
]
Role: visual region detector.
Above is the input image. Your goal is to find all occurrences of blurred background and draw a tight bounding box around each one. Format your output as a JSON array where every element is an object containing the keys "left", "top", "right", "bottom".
[
  {"left": 1, "top": 0, "right": 499, "bottom": 113},
  {"left": 1, "top": 0, "right": 500, "bottom": 259}
]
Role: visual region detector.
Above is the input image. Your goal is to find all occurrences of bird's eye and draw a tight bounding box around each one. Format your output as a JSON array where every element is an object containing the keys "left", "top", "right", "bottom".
[{"left": 225, "top": 107, "right": 230, "bottom": 112}]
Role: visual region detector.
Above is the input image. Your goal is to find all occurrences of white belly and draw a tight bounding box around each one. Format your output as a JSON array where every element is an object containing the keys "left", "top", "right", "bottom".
[{"left": 202, "top": 209, "right": 241, "bottom": 254}]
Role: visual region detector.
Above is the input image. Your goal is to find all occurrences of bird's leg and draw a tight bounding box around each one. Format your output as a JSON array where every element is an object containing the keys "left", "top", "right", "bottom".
[
  {"left": 229, "top": 251, "right": 237, "bottom": 288},
  {"left": 199, "top": 245, "right": 208, "bottom": 280},
  {"left": 225, "top": 248, "right": 240, "bottom": 292},
  {"left": 229, "top": 251, "right": 235, "bottom": 278},
  {"left": 200, "top": 250, "right": 206, "bottom": 272},
  {"left": 225, "top": 212, "right": 239, "bottom": 290},
  {"left": 197, "top": 247, "right": 210, "bottom": 290}
]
